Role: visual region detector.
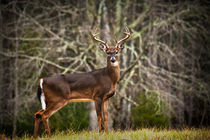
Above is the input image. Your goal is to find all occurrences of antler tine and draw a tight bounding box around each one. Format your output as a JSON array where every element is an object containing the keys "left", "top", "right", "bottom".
[
  {"left": 117, "top": 27, "right": 131, "bottom": 45},
  {"left": 92, "top": 28, "right": 108, "bottom": 48}
]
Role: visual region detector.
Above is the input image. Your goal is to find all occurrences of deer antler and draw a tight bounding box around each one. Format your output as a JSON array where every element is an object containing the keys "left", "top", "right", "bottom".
[
  {"left": 117, "top": 27, "right": 131, "bottom": 45},
  {"left": 92, "top": 28, "right": 109, "bottom": 49}
]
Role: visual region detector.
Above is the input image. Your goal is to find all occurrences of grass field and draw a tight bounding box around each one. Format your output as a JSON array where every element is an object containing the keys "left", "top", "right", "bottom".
[{"left": 14, "top": 128, "right": 210, "bottom": 140}]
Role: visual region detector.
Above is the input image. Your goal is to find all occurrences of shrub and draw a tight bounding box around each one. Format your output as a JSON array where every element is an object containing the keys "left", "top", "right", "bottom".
[{"left": 131, "top": 92, "right": 170, "bottom": 128}]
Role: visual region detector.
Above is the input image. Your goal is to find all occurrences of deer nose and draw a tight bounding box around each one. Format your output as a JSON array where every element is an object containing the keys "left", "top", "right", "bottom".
[{"left": 110, "top": 57, "right": 116, "bottom": 63}]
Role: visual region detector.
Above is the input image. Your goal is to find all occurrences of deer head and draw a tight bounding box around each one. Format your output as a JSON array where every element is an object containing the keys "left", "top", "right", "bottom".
[{"left": 92, "top": 27, "right": 130, "bottom": 65}]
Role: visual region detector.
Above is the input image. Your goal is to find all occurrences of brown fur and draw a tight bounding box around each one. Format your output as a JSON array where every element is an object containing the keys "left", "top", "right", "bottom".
[{"left": 34, "top": 28, "right": 130, "bottom": 137}]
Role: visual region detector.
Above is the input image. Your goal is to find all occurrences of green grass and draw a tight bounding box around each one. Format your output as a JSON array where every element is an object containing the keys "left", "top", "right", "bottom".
[{"left": 14, "top": 128, "right": 210, "bottom": 140}]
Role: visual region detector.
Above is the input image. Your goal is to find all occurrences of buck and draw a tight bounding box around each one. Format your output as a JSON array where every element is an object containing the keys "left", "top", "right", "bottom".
[{"left": 33, "top": 28, "right": 130, "bottom": 137}]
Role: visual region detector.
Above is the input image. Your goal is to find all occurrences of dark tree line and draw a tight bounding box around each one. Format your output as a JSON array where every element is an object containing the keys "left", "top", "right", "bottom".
[{"left": 0, "top": 0, "right": 210, "bottom": 137}]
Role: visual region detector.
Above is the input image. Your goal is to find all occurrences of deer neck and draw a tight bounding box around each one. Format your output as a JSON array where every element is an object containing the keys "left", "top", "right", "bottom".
[{"left": 106, "top": 56, "right": 120, "bottom": 85}]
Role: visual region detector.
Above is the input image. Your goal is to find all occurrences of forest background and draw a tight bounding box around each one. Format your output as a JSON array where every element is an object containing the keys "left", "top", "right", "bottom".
[{"left": 0, "top": 0, "right": 210, "bottom": 137}]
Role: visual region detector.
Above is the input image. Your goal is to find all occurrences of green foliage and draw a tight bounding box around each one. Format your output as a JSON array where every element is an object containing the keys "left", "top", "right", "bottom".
[
  {"left": 131, "top": 92, "right": 170, "bottom": 128},
  {"left": 50, "top": 103, "right": 89, "bottom": 132}
]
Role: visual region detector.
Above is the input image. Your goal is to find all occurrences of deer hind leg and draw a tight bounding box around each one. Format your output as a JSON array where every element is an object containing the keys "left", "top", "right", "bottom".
[
  {"left": 102, "top": 100, "right": 109, "bottom": 132},
  {"left": 34, "top": 109, "right": 44, "bottom": 137},
  {"left": 33, "top": 101, "right": 66, "bottom": 137},
  {"left": 94, "top": 99, "right": 103, "bottom": 133},
  {"left": 41, "top": 101, "right": 67, "bottom": 136}
]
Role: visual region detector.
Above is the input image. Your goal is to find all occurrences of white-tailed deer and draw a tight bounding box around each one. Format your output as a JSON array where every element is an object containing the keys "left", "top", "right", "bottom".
[{"left": 33, "top": 28, "right": 130, "bottom": 137}]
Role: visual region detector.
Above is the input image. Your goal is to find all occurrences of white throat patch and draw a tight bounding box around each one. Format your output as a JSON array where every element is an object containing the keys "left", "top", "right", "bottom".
[{"left": 111, "top": 61, "right": 119, "bottom": 67}]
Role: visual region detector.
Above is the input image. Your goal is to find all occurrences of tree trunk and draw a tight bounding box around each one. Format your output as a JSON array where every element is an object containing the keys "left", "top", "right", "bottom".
[
  {"left": 12, "top": 4, "right": 19, "bottom": 136},
  {"left": 89, "top": 102, "right": 97, "bottom": 130},
  {"left": 0, "top": 0, "right": 3, "bottom": 126},
  {"left": 12, "top": 52, "right": 18, "bottom": 137}
]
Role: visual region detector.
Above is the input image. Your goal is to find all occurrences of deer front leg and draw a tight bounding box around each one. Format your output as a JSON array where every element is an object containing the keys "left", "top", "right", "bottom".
[
  {"left": 102, "top": 100, "right": 109, "bottom": 132},
  {"left": 94, "top": 99, "right": 103, "bottom": 133}
]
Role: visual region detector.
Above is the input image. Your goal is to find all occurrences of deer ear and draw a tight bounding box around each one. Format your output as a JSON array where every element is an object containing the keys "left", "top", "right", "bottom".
[
  {"left": 118, "top": 44, "right": 124, "bottom": 51},
  {"left": 100, "top": 44, "right": 107, "bottom": 52}
]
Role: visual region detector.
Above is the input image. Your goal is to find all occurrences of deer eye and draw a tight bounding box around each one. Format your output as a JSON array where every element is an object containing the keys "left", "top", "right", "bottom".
[
  {"left": 115, "top": 51, "right": 118, "bottom": 54},
  {"left": 106, "top": 52, "right": 111, "bottom": 55}
]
